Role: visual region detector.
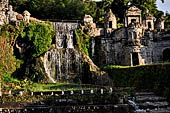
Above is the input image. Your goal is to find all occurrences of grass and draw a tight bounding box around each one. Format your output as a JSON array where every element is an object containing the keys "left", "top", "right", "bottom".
[
  {"left": 2, "top": 75, "right": 95, "bottom": 94},
  {"left": 30, "top": 83, "right": 85, "bottom": 92},
  {"left": 103, "top": 62, "right": 170, "bottom": 69},
  {"left": 103, "top": 65, "right": 135, "bottom": 69},
  {"left": 103, "top": 62, "right": 170, "bottom": 102}
]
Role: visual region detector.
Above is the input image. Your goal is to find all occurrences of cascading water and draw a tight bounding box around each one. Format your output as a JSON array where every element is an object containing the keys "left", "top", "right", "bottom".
[
  {"left": 128, "top": 92, "right": 170, "bottom": 113},
  {"left": 44, "top": 48, "right": 86, "bottom": 83},
  {"left": 54, "top": 22, "right": 76, "bottom": 49},
  {"left": 44, "top": 22, "right": 86, "bottom": 83},
  {"left": 43, "top": 21, "right": 113, "bottom": 85}
]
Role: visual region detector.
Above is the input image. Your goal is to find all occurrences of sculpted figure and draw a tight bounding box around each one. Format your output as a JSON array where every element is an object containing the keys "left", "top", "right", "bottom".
[
  {"left": 23, "top": 10, "right": 31, "bottom": 24},
  {"left": 7, "top": 5, "right": 18, "bottom": 24},
  {"left": 0, "top": 11, "right": 7, "bottom": 25}
]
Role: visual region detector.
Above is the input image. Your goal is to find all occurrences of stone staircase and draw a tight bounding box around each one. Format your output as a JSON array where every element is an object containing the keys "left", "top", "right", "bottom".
[
  {"left": 129, "top": 92, "right": 170, "bottom": 113},
  {"left": 0, "top": 88, "right": 129, "bottom": 113}
]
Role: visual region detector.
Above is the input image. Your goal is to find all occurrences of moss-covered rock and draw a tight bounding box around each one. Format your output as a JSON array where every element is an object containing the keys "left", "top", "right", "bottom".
[{"left": 43, "top": 48, "right": 113, "bottom": 86}]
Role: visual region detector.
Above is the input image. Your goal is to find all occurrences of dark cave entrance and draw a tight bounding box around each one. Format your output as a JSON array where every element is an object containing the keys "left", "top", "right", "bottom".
[{"left": 132, "top": 52, "right": 139, "bottom": 66}]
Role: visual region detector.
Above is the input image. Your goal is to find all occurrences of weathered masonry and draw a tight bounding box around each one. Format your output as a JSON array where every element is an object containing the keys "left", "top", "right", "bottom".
[{"left": 84, "top": 6, "right": 170, "bottom": 66}]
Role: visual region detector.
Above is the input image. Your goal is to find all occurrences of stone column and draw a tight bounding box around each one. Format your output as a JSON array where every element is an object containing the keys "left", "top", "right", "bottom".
[{"left": 130, "top": 53, "right": 133, "bottom": 66}]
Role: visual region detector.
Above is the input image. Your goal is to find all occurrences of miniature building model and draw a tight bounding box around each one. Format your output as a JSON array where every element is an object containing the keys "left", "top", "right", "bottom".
[
  {"left": 85, "top": 6, "right": 170, "bottom": 66},
  {"left": 124, "top": 6, "right": 142, "bottom": 27},
  {"left": 104, "top": 9, "right": 117, "bottom": 29},
  {"left": 143, "top": 9, "right": 154, "bottom": 30},
  {"left": 156, "top": 16, "right": 165, "bottom": 30},
  {"left": 0, "top": 3, "right": 169, "bottom": 66},
  {"left": 83, "top": 9, "right": 117, "bottom": 37}
]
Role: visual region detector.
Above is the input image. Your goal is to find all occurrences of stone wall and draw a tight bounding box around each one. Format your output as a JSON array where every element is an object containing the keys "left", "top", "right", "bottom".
[
  {"left": 85, "top": 6, "right": 170, "bottom": 66},
  {"left": 90, "top": 27, "right": 170, "bottom": 67},
  {"left": 152, "top": 40, "right": 170, "bottom": 63},
  {"left": 42, "top": 22, "right": 113, "bottom": 86}
]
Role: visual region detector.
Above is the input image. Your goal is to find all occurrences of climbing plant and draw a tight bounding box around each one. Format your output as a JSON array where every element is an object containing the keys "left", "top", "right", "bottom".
[
  {"left": 0, "top": 21, "right": 55, "bottom": 83},
  {"left": 19, "top": 21, "right": 55, "bottom": 58},
  {"left": 0, "top": 25, "right": 22, "bottom": 81},
  {"left": 12, "top": 21, "right": 55, "bottom": 81},
  {"left": 74, "top": 29, "right": 91, "bottom": 56}
]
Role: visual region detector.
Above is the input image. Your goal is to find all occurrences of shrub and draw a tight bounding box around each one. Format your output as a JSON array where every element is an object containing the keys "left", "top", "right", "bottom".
[
  {"left": 74, "top": 29, "right": 91, "bottom": 56},
  {"left": 20, "top": 21, "right": 55, "bottom": 58}
]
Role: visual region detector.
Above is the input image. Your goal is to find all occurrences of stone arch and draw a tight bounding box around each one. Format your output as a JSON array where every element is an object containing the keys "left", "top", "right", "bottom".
[{"left": 163, "top": 48, "right": 170, "bottom": 62}]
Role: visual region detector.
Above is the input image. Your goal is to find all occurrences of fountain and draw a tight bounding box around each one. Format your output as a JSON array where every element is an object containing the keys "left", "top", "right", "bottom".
[{"left": 43, "top": 22, "right": 113, "bottom": 85}]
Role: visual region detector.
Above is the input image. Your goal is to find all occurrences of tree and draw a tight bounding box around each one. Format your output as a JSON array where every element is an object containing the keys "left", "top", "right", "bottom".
[
  {"left": 165, "top": 12, "right": 170, "bottom": 29},
  {"left": 0, "top": 25, "right": 20, "bottom": 96},
  {"left": 109, "top": 0, "right": 164, "bottom": 23},
  {"left": 9, "top": 0, "right": 165, "bottom": 22}
]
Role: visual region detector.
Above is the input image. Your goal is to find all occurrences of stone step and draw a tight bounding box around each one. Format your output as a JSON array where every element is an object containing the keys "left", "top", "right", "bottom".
[
  {"left": 135, "top": 92, "right": 155, "bottom": 96},
  {"left": 136, "top": 95, "right": 167, "bottom": 103},
  {"left": 1, "top": 105, "right": 116, "bottom": 113},
  {"left": 135, "top": 108, "right": 170, "bottom": 113},
  {"left": 137, "top": 101, "right": 169, "bottom": 109},
  {"left": 133, "top": 92, "right": 170, "bottom": 113}
]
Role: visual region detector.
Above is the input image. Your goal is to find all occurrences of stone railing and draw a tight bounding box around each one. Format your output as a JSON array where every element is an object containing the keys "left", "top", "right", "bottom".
[{"left": 3, "top": 84, "right": 114, "bottom": 97}]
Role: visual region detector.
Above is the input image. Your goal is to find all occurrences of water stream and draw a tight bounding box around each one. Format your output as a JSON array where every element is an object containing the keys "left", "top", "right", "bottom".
[
  {"left": 128, "top": 92, "right": 170, "bottom": 113},
  {"left": 44, "top": 22, "right": 88, "bottom": 83}
]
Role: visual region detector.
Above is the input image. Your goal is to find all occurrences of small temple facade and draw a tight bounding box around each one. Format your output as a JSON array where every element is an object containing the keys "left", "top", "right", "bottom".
[{"left": 84, "top": 6, "right": 170, "bottom": 66}]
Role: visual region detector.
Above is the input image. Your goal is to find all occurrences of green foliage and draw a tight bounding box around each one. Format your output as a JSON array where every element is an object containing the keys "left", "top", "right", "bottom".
[
  {"left": 103, "top": 65, "right": 134, "bottom": 69},
  {"left": 104, "top": 64, "right": 170, "bottom": 102},
  {"left": 14, "top": 21, "right": 54, "bottom": 82},
  {"left": 0, "top": 21, "right": 54, "bottom": 85},
  {"left": 165, "top": 12, "right": 170, "bottom": 29},
  {"left": 2, "top": 73, "right": 33, "bottom": 93},
  {"left": 84, "top": 0, "right": 98, "bottom": 20},
  {"left": 110, "top": 0, "right": 163, "bottom": 23},
  {"left": 117, "top": 23, "right": 124, "bottom": 28},
  {"left": 19, "top": 58, "right": 48, "bottom": 82},
  {"left": 10, "top": 0, "right": 165, "bottom": 24},
  {"left": 0, "top": 25, "right": 22, "bottom": 80},
  {"left": 9, "top": 0, "right": 106, "bottom": 23},
  {"left": 74, "top": 29, "right": 91, "bottom": 56},
  {"left": 20, "top": 21, "right": 54, "bottom": 58},
  {"left": 2, "top": 74, "right": 21, "bottom": 89},
  {"left": 10, "top": 0, "right": 94, "bottom": 20},
  {"left": 30, "top": 83, "right": 83, "bottom": 92}
]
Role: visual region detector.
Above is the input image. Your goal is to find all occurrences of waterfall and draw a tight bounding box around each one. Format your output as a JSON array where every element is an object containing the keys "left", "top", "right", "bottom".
[
  {"left": 44, "top": 51, "right": 56, "bottom": 83},
  {"left": 53, "top": 22, "right": 78, "bottom": 48},
  {"left": 44, "top": 48, "right": 86, "bottom": 83},
  {"left": 67, "top": 31, "right": 74, "bottom": 48},
  {"left": 44, "top": 22, "right": 82, "bottom": 83},
  {"left": 43, "top": 21, "right": 112, "bottom": 85}
]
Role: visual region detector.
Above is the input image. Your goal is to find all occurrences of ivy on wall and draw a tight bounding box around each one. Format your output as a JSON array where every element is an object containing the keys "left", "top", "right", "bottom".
[
  {"left": 0, "top": 25, "right": 22, "bottom": 78},
  {"left": 74, "top": 29, "right": 91, "bottom": 56},
  {"left": 16, "top": 21, "right": 55, "bottom": 82},
  {"left": 20, "top": 21, "right": 55, "bottom": 58},
  {"left": 0, "top": 21, "right": 55, "bottom": 82}
]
